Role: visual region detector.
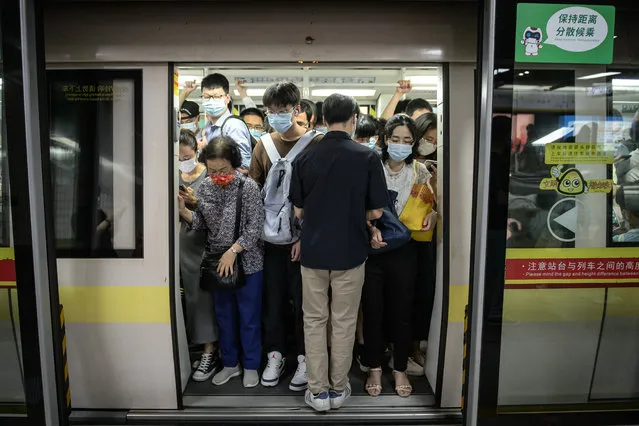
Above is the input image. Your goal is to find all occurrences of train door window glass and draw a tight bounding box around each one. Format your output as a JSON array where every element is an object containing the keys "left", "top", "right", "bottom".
[
  {"left": 475, "top": 2, "right": 639, "bottom": 417},
  {"left": 48, "top": 70, "right": 143, "bottom": 258},
  {"left": 0, "top": 42, "right": 25, "bottom": 407}
]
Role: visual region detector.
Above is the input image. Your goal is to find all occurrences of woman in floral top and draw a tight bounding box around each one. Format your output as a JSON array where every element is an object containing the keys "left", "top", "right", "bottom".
[{"left": 179, "top": 136, "right": 265, "bottom": 388}]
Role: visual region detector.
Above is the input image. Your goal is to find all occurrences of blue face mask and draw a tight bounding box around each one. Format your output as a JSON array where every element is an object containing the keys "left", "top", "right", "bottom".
[
  {"left": 180, "top": 122, "right": 198, "bottom": 133},
  {"left": 387, "top": 143, "right": 414, "bottom": 161},
  {"left": 268, "top": 112, "right": 294, "bottom": 133},
  {"left": 315, "top": 126, "right": 328, "bottom": 134},
  {"left": 202, "top": 98, "right": 227, "bottom": 117},
  {"left": 250, "top": 128, "right": 264, "bottom": 139},
  {"left": 368, "top": 137, "right": 376, "bottom": 149}
]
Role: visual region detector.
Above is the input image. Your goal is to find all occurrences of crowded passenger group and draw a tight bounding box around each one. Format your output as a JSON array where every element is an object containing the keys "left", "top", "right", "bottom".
[{"left": 177, "top": 73, "right": 439, "bottom": 412}]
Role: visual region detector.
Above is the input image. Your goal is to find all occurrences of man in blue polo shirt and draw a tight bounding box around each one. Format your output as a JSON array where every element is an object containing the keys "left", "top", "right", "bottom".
[
  {"left": 290, "top": 94, "right": 387, "bottom": 412},
  {"left": 201, "top": 73, "right": 252, "bottom": 172}
]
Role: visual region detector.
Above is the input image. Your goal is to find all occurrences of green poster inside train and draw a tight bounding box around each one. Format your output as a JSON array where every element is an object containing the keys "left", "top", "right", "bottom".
[{"left": 515, "top": 3, "right": 615, "bottom": 64}]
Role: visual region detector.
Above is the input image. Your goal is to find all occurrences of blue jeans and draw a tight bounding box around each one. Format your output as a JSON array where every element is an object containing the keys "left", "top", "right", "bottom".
[{"left": 214, "top": 271, "right": 263, "bottom": 370}]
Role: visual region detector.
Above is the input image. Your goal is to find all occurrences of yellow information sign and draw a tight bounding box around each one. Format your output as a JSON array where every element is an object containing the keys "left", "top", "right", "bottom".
[{"left": 545, "top": 143, "right": 614, "bottom": 165}]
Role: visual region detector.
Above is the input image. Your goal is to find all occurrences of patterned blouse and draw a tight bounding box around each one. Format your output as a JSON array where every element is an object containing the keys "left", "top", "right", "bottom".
[{"left": 190, "top": 171, "right": 265, "bottom": 275}]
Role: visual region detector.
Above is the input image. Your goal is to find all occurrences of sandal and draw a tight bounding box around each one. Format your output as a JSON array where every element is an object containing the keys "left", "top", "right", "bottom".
[
  {"left": 365, "top": 368, "right": 383, "bottom": 397},
  {"left": 392, "top": 370, "right": 413, "bottom": 397}
]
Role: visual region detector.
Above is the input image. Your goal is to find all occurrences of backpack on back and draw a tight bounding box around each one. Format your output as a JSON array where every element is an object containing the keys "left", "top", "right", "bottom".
[
  {"left": 261, "top": 130, "right": 319, "bottom": 244},
  {"left": 221, "top": 115, "right": 258, "bottom": 149}
]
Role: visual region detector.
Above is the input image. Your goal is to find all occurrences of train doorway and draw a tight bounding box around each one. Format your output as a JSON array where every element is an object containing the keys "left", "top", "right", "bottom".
[{"left": 171, "top": 64, "right": 449, "bottom": 411}]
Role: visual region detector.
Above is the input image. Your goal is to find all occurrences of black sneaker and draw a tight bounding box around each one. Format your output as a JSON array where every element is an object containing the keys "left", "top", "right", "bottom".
[{"left": 192, "top": 352, "right": 217, "bottom": 382}]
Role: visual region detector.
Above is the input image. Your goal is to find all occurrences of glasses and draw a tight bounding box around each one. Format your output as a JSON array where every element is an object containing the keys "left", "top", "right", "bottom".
[
  {"left": 202, "top": 93, "right": 226, "bottom": 101},
  {"left": 389, "top": 137, "right": 414, "bottom": 145},
  {"left": 265, "top": 107, "right": 296, "bottom": 116},
  {"left": 248, "top": 124, "right": 265, "bottom": 132},
  {"left": 207, "top": 168, "right": 232, "bottom": 176}
]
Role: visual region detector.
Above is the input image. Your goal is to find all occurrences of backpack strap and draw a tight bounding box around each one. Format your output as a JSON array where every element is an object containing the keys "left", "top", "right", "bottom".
[
  {"left": 285, "top": 130, "right": 318, "bottom": 161},
  {"left": 260, "top": 133, "right": 281, "bottom": 164}
]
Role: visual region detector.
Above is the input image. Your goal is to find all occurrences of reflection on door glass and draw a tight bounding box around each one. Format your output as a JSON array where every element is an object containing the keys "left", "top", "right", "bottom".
[
  {"left": 48, "top": 70, "right": 143, "bottom": 258},
  {"left": 493, "top": 67, "right": 639, "bottom": 407},
  {"left": 0, "top": 42, "right": 26, "bottom": 406}
]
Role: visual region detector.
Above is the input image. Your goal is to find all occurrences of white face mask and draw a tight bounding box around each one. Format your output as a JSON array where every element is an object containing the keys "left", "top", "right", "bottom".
[
  {"left": 418, "top": 139, "right": 437, "bottom": 156},
  {"left": 179, "top": 158, "right": 198, "bottom": 173}
]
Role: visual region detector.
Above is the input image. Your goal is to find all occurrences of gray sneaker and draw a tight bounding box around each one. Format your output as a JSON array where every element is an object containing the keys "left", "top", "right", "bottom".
[
  {"left": 212, "top": 365, "right": 241, "bottom": 386},
  {"left": 243, "top": 369, "right": 259, "bottom": 388}
]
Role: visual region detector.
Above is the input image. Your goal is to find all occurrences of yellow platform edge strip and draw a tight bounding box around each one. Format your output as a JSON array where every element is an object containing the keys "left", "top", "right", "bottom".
[{"left": 58, "top": 285, "right": 171, "bottom": 323}]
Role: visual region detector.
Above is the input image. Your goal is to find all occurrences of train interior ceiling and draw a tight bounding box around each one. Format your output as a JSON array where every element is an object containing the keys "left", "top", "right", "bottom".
[{"left": 174, "top": 64, "right": 443, "bottom": 409}]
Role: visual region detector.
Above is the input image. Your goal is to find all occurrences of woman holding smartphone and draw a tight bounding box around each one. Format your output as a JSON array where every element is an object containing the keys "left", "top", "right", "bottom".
[
  {"left": 178, "top": 129, "right": 220, "bottom": 382},
  {"left": 408, "top": 113, "right": 439, "bottom": 371}
]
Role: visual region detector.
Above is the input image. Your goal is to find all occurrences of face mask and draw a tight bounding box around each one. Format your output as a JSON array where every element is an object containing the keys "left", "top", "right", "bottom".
[
  {"left": 179, "top": 158, "right": 198, "bottom": 173},
  {"left": 211, "top": 172, "right": 235, "bottom": 187},
  {"left": 418, "top": 139, "right": 437, "bottom": 156},
  {"left": 268, "top": 113, "right": 294, "bottom": 133},
  {"left": 180, "top": 122, "right": 198, "bottom": 133},
  {"left": 202, "top": 98, "right": 227, "bottom": 117},
  {"left": 369, "top": 138, "right": 376, "bottom": 149},
  {"left": 315, "top": 126, "right": 328, "bottom": 134},
  {"left": 387, "top": 143, "right": 414, "bottom": 161},
  {"left": 250, "top": 128, "right": 264, "bottom": 139}
]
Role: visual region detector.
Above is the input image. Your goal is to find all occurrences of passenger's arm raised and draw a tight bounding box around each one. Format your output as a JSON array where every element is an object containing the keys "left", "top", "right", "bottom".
[{"left": 381, "top": 80, "right": 412, "bottom": 119}]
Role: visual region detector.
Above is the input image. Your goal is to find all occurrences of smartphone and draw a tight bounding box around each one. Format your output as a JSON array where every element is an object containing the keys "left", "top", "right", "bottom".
[
  {"left": 425, "top": 160, "right": 437, "bottom": 171},
  {"left": 179, "top": 184, "right": 188, "bottom": 193}
]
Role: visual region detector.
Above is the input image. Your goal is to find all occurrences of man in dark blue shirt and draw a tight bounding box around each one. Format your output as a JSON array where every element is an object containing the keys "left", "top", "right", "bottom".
[{"left": 289, "top": 94, "right": 387, "bottom": 411}]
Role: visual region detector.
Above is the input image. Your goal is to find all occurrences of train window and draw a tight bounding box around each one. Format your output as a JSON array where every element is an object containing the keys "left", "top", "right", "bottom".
[{"left": 48, "top": 70, "right": 143, "bottom": 258}]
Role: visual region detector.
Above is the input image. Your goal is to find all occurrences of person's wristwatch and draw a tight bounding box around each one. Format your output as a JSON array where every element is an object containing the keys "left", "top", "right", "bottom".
[{"left": 230, "top": 246, "right": 239, "bottom": 255}]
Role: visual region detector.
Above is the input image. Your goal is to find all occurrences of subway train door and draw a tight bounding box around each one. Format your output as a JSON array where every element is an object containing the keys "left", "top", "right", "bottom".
[
  {"left": 47, "top": 64, "right": 184, "bottom": 412},
  {"left": 466, "top": 1, "right": 639, "bottom": 425},
  {"left": 1, "top": 1, "right": 67, "bottom": 425}
]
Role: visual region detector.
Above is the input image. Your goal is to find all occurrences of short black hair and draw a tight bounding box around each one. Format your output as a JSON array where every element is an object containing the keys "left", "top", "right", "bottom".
[
  {"left": 240, "top": 107, "right": 265, "bottom": 122},
  {"left": 616, "top": 185, "right": 639, "bottom": 215},
  {"left": 394, "top": 99, "right": 411, "bottom": 114},
  {"left": 300, "top": 99, "right": 315, "bottom": 123},
  {"left": 262, "top": 82, "right": 301, "bottom": 109},
  {"left": 202, "top": 136, "right": 242, "bottom": 169},
  {"left": 355, "top": 114, "right": 379, "bottom": 139},
  {"left": 414, "top": 112, "right": 438, "bottom": 137},
  {"left": 201, "top": 73, "right": 230, "bottom": 94},
  {"left": 314, "top": 101, "right": 324, "bottom": 126},
  {"left": 406, "top": 98, "right": 433, "bottom": 117},
  {"left": 322, "top": 94, "right": 359, "bottom": 125},
  {"left": 381, "top": 114, "right": 419, "bottom": 164},
  {"left": 179, "top": 129, "right": 198, "bottom": 152}
]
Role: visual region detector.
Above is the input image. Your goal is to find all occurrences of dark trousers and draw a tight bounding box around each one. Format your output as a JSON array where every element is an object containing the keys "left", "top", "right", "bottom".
[
  {"left": 262, "top": 242, "right": 305, "bottom": 356},
  {"left": 214, "top": 271, "right": 263, "bottom": 370},
  {"left": 412, "top": 239, "right": 436, "bottom": 341},
  {"left": 362, "top": 242, "right": 418, "bottom": 372}
]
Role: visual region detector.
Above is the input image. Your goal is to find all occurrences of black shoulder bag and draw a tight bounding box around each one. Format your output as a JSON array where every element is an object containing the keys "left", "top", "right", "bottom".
[{"left": 199, "top": 179, "right": 246, "bottom": 291}]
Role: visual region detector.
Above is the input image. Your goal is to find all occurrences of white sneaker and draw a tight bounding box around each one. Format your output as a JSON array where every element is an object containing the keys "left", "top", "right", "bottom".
[
  {"left": 329, "top": 382, "right": 352, "bottom": 409},
  {"left": 305, "top": 390, "right": 330, "bottom": 412},
  {"left": 212, "top": 365, "right": 241, "bottom": 386},
  {"left": 289, "top": 355, "right": 308, "bottom": 391},
  {"left": 243, "top": 369, "right": 259, "bottom": 388},
  {"left": 261, "top": 351, "right": 286, "bottom": 387}
]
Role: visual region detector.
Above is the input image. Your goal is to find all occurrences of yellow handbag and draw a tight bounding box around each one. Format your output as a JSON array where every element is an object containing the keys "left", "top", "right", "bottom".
[{"left": 399, "top": 162, "right": 436, "bottom": 242}]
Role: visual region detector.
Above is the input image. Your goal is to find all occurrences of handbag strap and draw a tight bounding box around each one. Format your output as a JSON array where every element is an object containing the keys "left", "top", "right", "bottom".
[{"left": 233, "top": 178, "right": 245, "bottom": 242}]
